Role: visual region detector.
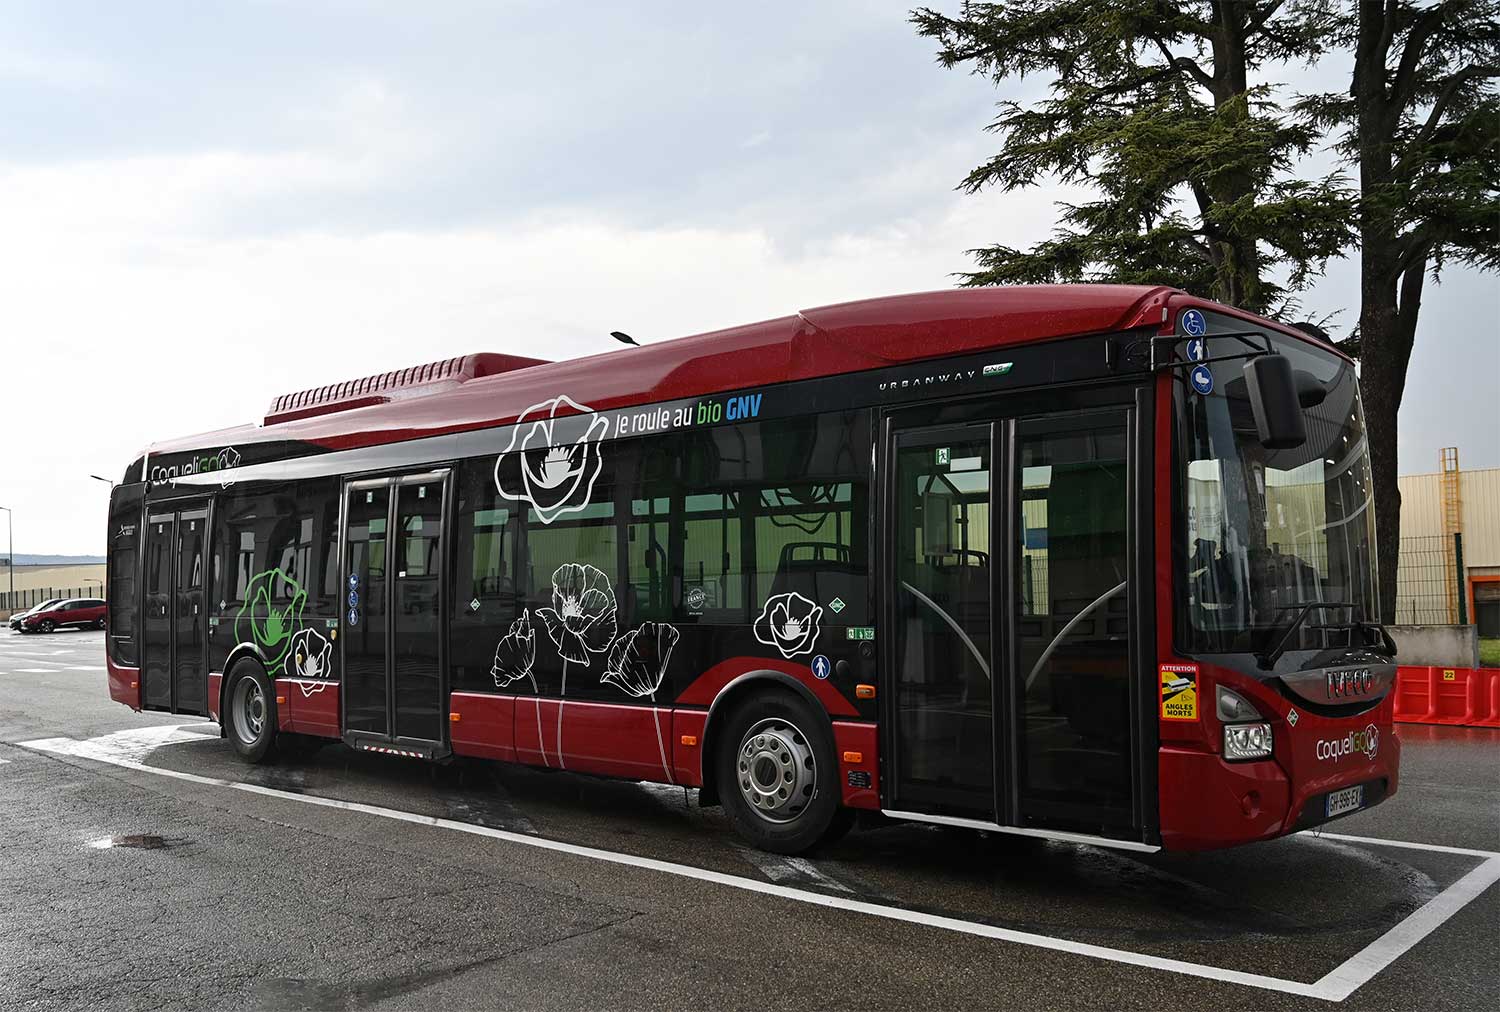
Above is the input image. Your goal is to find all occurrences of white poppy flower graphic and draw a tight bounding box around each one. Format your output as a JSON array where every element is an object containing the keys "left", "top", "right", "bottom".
[
  {"left": 753, "top": 591, "right": 823, "bottom": 660},
  {"left": 536, "top": 563, "right": 618, "bottom": 666},
  {"left": 285, "top": 628, "right": 332, "bottom": 697},
  {"left": 493, "top": 395, "right": 608, "bottom": 525},
  {"left": 602, "top": 621, "right": 681, "bottom": 783},
  {"left": 536, "top": 563, "right": 618, "bottom": 769},
  {"left": 491, "top": 609, "right": 552, "bottom": 768},
  {"left": 490, "top": 610, "right": 537, "bottom": 689}
]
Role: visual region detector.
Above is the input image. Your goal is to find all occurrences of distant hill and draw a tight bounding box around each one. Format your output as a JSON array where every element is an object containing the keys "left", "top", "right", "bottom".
[{"left": 5, "top": 554, "right": 107, "bottom": 567}]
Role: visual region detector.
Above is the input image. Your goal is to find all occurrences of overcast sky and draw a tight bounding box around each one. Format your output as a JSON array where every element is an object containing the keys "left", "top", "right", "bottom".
[{"left": 2, "top": 2, "right": 1495, "bottom": 556}]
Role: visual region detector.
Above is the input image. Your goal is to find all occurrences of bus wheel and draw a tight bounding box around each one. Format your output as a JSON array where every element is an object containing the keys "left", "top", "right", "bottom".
[
  {"left": 227, "top": 660, "right": 278, "bottom": 764},
  {"left": 717, "top": 691, "right": 840, "bottom": 855}
]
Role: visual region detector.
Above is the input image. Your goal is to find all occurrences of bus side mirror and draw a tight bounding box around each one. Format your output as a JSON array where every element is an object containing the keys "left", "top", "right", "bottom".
[{"left": 1243, "top": 354, "right": 1307, "bottom": 450}]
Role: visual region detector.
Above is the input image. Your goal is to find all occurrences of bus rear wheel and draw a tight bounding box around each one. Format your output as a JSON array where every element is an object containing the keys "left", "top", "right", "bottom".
[
  {"left": 717, "top": 690, "right": 841, "bottom": 855},
  {"left": 227, "top": 659, "right": 278, "bottom": 764}
]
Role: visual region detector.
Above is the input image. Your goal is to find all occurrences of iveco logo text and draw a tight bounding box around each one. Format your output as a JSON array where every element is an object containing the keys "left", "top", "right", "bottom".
[
  {"left": 1315, "top": 723, "right": 1380, "bottom": 762},
  {"left": 1326, "top": 667, "right": 1374, "bottom": 699}
]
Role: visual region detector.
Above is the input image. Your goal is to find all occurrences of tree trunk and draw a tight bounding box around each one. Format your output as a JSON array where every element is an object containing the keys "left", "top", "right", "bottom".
[{"left": 1358, "top": 247, "right": 1421, "bottom": 624}]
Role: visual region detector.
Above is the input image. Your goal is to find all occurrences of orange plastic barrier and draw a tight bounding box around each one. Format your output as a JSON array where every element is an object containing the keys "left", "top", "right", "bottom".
[{"left": 1394, "top": 666, "right": 1500, "bottom": 728}]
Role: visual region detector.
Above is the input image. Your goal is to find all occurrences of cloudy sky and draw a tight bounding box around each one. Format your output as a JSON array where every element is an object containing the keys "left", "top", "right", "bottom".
[{"left": 1, "top": 1, "right": 1494, "bottom": 556}]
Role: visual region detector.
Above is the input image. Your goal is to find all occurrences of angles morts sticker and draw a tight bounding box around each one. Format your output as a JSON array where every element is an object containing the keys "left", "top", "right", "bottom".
[{"left": 1160, "top": 663, "right": 1199, "bottom": 721}]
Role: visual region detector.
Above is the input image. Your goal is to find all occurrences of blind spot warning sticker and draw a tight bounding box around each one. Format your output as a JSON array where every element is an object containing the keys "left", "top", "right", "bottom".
[{"left": 1160, "top": 664, "right": 1199, "bottom": 720}]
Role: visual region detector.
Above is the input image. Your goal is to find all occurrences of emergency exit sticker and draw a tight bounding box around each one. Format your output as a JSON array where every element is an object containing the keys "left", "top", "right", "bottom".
[{"left": 1160, "top": 664, "right": 1199, "bottom": 720}]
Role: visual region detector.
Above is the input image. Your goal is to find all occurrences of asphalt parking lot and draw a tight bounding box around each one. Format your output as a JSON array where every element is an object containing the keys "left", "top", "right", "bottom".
[{"left": 0, "top": 628, "right": 1496, "bottom": 1011}]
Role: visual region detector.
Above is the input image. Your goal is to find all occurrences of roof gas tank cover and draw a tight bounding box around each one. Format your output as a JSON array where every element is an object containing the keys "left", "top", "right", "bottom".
[{"left": 263, "top": 353, "right": 549, "bottom": 426}]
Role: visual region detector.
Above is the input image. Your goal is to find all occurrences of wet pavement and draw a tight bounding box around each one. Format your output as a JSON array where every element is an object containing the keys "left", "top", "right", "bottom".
[{"left": 0, "top": 627, "right": 1496, "bottom": 1011}]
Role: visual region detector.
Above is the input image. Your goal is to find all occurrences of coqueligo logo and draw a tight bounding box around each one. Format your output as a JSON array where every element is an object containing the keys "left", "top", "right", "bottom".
[{"left": 1315, "top": 723, "right": 1380, "bottom": 762}]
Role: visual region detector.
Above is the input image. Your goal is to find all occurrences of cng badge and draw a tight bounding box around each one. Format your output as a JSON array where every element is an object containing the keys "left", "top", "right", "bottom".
[{"left": 1160, "top": 664, "right": 1199, "bottom": 720}]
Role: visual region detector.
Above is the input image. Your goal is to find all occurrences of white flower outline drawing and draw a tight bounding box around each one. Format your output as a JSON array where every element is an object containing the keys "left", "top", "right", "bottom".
[
  {"left": 753, "top": 591, "right": 823, "bottom": 660},
  {"left": 602, "top": 621, "right": 682, "bottom": 783},
  {"left": 285, "top": 628, "right": 332, "bottom": 697},
  {"left": 535, "top": 562, "right": 618, "bottom": 769},
  {"left": 536, "top": 563, "right": 618, "bottom": 666},
  {"left": 491, "top": 609, "right": 554, "bottom": 768},
  {"left": 490, "top": 610, "right": 537, "bottom": 689},
  {"left": 493, "top": 394, "right": 608, "bottom": 525}
]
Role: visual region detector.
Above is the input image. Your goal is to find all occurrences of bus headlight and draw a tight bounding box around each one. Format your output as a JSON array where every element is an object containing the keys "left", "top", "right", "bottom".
[{"left": 1223, "top": 722, "right": 1274, "bottom": 761}]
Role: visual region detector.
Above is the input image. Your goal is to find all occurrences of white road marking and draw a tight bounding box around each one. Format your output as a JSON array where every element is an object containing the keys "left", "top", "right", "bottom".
[
  {"left": 1313, "top": 856, "right": 1500, "bottom": 1001},
  {"left": 735, "top": 844, "right": 855, "bottom": 894},
  {"left": 25, "top": 724, "right": 216, "bottom": 764},
  {"left": 21, "top": 730, "right": 1497, "bottom": 1002},
  {"left": 0, "top": 758, "right": 11, "bottom": 765}
]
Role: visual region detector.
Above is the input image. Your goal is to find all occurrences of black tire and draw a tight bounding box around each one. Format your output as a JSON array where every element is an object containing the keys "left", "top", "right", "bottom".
[
  {"left": 92, "top": 619, "right": 105, "bottom": 630},
  {"left": 716, "top": 689, "right": 842, "bottom": 855},
  {"left": 225, "top": 659, "right": 278, "bottom": 764},
  {"left": 37, "top": 620, "right": 54, "bottom": 634}
]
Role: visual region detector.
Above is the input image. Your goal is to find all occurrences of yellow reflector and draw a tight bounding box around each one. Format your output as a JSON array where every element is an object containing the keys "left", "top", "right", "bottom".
[
  {"left": 842, "top": 751, "right": 863, "bottom": 764},
  {"left": 450, "top": 712, "right": 461, "bottom": 722},
  {"left": 855, "top": 684, "right": 876, "bottom": 699},
  {"left": 680, "top": 734, "right": 698, "bottom": 746}
]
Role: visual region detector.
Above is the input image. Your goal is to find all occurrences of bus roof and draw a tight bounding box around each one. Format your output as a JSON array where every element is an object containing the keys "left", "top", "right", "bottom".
[{"left": 140, "top": 284, "right": 1214, "bottom": 462}]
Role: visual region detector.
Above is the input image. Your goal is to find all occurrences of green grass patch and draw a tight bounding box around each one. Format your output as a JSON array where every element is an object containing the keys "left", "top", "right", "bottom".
[{"left": 1480, "top": 638, "right": 1500, "bottom": 669}]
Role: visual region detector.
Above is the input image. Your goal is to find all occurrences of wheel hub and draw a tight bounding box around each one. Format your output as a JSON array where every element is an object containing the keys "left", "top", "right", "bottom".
[
  {"left": 232, "top": 678, "right": 265, "bottom": 743},
  {"left": 736, "top": 718, "right": 816, "bottom": 824}
]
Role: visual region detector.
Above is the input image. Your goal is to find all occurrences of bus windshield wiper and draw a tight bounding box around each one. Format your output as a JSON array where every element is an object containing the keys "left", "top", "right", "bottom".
[{"left": 1255, "top": 601, "right": 1354, "bottom": 671}]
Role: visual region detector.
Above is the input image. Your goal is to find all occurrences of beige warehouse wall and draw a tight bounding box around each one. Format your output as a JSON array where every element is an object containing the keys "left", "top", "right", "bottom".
[
  {"left": 0, "top": 564, "right": 107, "bottom": 593},
  {"left": 1397, "top": 466, "right": 1500, "bottom": 569}
]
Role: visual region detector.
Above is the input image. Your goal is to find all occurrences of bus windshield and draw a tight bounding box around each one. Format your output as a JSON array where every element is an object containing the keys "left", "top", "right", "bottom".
[{"left": 1176, "top": 333, "right": 1378, "bottom": 656}]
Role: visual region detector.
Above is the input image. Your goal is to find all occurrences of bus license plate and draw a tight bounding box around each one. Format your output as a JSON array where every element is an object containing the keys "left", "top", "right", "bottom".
[{"left": 1326, "top": 785, "right": 1364, "bottom": 818}]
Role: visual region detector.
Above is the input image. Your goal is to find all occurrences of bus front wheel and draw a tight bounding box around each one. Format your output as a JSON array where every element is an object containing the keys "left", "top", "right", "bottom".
[
  {"left": 227, "top": 660, "right": 278, "bottom": 764},
  {"left": 716, "top": 690, "right": 842, "bottom": 855}
]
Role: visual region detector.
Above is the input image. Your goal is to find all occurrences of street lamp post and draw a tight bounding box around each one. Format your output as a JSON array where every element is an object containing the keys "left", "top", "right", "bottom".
[{"left": 0, "top": 505, "right": 12, "bottom": 609}]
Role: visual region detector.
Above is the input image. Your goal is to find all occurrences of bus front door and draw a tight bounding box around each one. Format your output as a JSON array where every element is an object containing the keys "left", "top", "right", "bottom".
[
  {"left": 141, "top": 505, "right": 209, "bottom": 714},
  {"left": 341, "top": 472, "right": 450, "bottom": 757},
  {"left": 882, "top": 402, "right": 1148, "bottom": 844}
]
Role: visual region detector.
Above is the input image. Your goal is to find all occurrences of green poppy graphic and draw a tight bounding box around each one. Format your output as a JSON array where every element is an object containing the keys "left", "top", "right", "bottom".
[{"left": 235, "top": 568, "right": 308, "bottom": 669}]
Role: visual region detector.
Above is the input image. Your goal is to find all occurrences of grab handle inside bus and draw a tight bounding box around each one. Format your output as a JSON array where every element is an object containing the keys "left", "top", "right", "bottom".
[{"left": 1243, "top": 354, "right": 1307, "bottom": 450}]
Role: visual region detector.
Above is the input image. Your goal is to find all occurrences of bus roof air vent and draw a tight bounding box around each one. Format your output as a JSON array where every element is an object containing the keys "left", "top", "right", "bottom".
[{"left": 264, "top": 352, "right": 549, "bottom": 426}]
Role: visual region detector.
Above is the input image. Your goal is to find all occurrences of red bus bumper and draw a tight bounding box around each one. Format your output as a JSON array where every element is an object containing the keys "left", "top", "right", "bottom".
[
  {"left": 1159, "top": 700, "right": 1400, "bottom": 851},
  {"left": 107, "top": 656, "right": 141, "bottom": 711}
]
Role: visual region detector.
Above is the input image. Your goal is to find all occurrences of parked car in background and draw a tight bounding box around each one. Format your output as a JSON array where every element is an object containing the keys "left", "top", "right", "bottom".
[
  {"left": 8, "top": 599, "right": 64, "bottom": 632},
  {"left": 20, "top": 598, "right": 106, "bottom": 633}
]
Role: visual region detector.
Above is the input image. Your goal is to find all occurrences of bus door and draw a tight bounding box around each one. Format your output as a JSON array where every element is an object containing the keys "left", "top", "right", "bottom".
[
  {"left": 141, "top": 503, "right": 209, "bottom": 714},
  {"left": 882, "top": 403, "right": 1146, "bottom": 841},
  {"left": 341, "top": 471, "right": 450, "bottom": 756}
]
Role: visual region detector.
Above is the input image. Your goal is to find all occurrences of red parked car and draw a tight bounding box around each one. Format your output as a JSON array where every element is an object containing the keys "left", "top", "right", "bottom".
[{"left": 21, "top": 598, "right": 106, "bottom": 633}]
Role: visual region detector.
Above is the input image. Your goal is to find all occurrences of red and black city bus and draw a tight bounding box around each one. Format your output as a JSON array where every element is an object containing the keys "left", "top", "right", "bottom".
[{"left": 104, "top": 286, "right": 1399, "bottom": 854}]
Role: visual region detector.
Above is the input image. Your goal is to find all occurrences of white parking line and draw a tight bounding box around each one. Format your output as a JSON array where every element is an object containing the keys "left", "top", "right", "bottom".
[{"left": 18, "top": 731, "right": 1498, "bottom": 1003}]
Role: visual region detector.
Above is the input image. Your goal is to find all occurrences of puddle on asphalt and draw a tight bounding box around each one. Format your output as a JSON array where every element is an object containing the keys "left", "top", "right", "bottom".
[{"left": 87, "top": 834, "right": 189, "bottom": 850}]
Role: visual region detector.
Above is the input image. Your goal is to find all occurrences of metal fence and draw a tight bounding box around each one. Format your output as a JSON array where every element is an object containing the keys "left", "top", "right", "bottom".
[
  {"left": 1395, "top": 534, "right": 1468, "bottom": 625},
  {"left": 0, "top": 587, "right": 106, "bottom": 613}
]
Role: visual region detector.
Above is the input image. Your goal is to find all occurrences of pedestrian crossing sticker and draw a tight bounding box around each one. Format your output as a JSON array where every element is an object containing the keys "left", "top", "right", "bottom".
[{"left": 1160, "top": 664, "right": 1199, "bottom": 721}]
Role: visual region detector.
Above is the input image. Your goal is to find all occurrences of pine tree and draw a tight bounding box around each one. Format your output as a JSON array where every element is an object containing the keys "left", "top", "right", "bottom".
[
  {"left": 915, "top": 1, "right": 1499, "bottom": 621},
  {"left": 1297, "top": 0, "right": 1499, "bottom": 621}
]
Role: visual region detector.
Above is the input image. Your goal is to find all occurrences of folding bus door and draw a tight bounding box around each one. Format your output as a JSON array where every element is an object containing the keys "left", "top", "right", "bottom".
[
  {"left": 341, "top": 471, "right": 450, "bottom": 757},
  {"left": 141, "top": 502, "right": 211, "bottom": 715},
  {"left": 881, "top": 395, "right": 1150, "bottom": 845}
]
